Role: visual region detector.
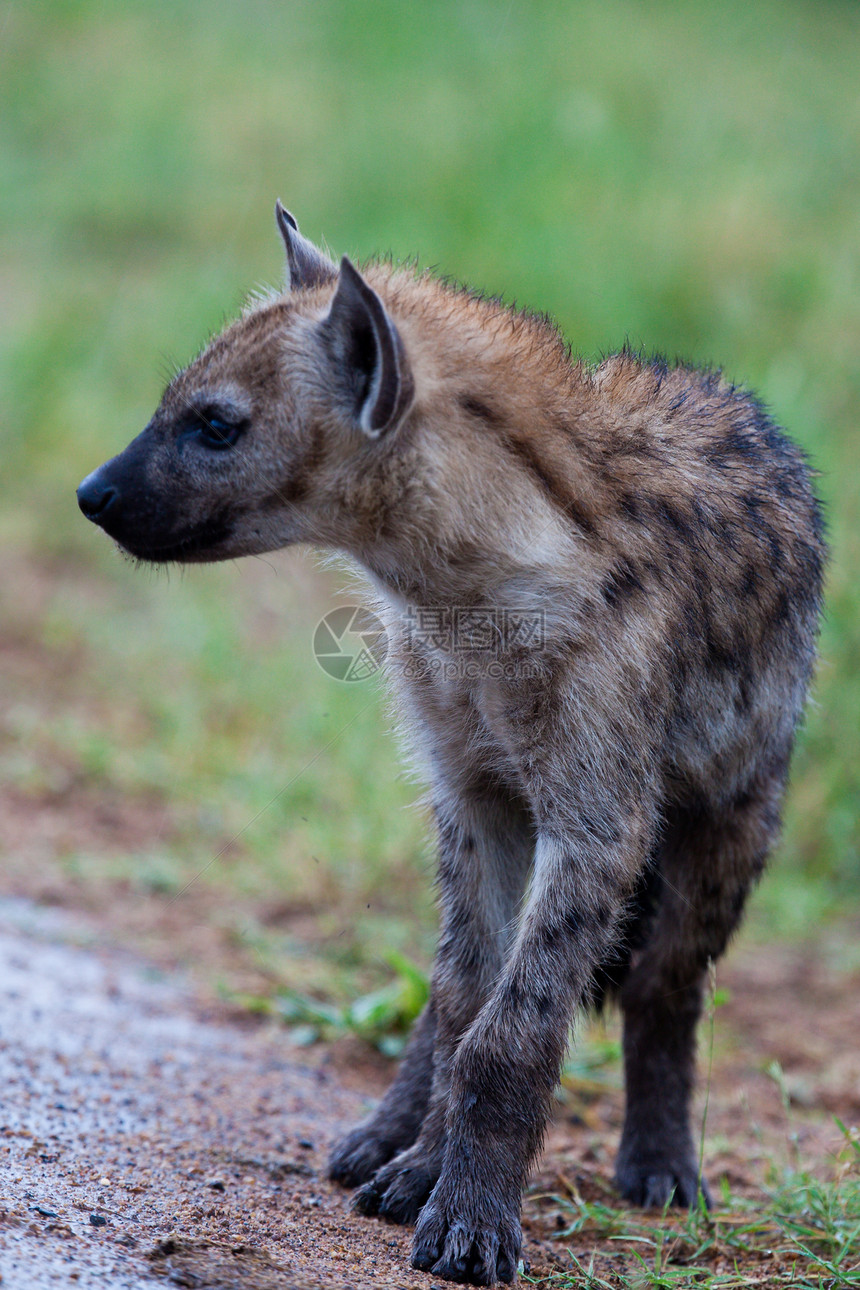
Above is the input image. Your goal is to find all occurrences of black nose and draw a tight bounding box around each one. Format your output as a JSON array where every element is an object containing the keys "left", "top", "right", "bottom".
[{"left": 77, "top": 471, "right": 121, "bottom": 525}]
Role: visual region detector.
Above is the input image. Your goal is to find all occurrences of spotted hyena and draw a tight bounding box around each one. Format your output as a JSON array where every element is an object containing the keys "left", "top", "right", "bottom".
[{"left": 77, "top": 206, "right": 825, "bottom": 1285}]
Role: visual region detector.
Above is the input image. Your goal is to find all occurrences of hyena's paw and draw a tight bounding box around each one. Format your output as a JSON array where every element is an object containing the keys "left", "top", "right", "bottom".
[
  {"left": 615, "top": 1152, "right": 712, "bottom": 1210},
  {"left": 352, "top": 1141, "right": 443, "bottom": 1225},
  {"left": 328, "top": 1121, "right": 405, "bottom": 1189},
  {"left": 411, "top": 1177, "right": 522, "bottom": 1286}
]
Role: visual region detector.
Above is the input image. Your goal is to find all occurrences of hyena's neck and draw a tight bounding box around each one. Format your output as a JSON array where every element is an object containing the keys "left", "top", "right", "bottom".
[
  {"left": 319, "top": 266, "right": 601, "bottom": 617},
  {"left": 344, "top": 448, "right": 588, "bottom": 635}
]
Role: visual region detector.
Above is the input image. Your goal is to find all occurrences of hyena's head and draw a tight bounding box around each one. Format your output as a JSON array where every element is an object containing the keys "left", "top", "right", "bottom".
[{"left": 76, "top": 204, "right": 414, "bottom": 563}]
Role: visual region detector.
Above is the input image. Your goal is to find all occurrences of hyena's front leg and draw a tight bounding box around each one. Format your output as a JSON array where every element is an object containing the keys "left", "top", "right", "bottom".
[
  {"left": 352, "top": 786, "right": 534, "bottom": 1224},
  {"left": 412, "top": 811, "right": 650, "bottom": 1285},
  {"left": 329, "top": 999, "right": 438, "bottom": 1186}
]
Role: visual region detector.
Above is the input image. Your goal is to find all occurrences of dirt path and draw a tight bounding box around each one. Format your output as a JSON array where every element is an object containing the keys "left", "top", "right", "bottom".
[
  {"left": 0, "top": 899, "right": 419, "bottom": 1289},
  {"left": 1, "top": 898, "right": 858, "bottom": 1289}
]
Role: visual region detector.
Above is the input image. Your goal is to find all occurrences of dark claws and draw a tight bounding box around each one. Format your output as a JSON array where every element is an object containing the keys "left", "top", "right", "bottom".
[
  {"left": 616, "top": 1162, "right": 712, "bottom": 1211},
  {"left": 352, "top": 1177, "right": 383, "bottom": 1216},
  {"left": 328, "top": 1127, "right": 401, "bottom": 1189},
  {"left": 412, "top": 1204, "right": 520, "bottom": 1286}
]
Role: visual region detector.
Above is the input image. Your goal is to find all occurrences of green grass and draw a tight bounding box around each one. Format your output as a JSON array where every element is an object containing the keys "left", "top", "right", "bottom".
[
  {"left": 530, "top": 1139, "right": 860, "bottom": 1288},
  {"left": 1, "top": 0, "right": 859, "bottom": 984}
]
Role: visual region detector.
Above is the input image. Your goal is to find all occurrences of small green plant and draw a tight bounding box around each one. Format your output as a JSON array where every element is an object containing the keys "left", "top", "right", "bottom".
[{"left": 234, "top": 949, "right": 429, "bottom": 1055}]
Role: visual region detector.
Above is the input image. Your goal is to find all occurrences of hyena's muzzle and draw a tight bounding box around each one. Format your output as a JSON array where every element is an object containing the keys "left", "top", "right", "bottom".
[{"left": 76, "top": 427, "right": 234, "bottom": 563}]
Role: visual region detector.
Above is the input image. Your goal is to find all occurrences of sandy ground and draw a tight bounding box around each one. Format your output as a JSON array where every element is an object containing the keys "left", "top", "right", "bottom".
[
  {"left": 1, "top": 896, "right": 858, "bottom": 1289},
  {"left": 0, "top": 898, "right": 412, "bottom": 1290}
]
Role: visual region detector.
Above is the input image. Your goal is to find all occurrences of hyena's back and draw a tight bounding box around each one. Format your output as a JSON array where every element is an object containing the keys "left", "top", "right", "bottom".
[{"left": 555, "top": 349, "right": 824, "bottom": 807}]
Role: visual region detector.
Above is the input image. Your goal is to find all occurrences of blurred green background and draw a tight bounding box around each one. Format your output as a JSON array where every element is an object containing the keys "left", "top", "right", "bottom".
[{"left": 1, "top": 0, "right": 858, "bottom": 1002}]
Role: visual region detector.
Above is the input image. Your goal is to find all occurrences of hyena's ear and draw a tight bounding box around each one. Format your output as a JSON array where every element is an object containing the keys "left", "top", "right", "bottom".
[
  {"left": 275, "top": 200, "right": 337, "bottom": 291},
  {"left": 319, "top": 256, "right": 414, "bottom": 438}
]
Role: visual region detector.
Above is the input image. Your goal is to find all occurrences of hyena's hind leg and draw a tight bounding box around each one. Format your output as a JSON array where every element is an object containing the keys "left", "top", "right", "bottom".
[
  {"left": 351, "top": 784, "right": 534, "bottom": 1224},
  {"left": 615, "top": 763, "right": 788, "bottom": 1209}
]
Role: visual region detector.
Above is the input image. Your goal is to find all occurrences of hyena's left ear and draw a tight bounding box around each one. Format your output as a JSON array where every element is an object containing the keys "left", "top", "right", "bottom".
[
  {"left": 275, "top": 200, "right": 337, "bottom": 291},
  {"left": 319, "top": 256, "right": 414, "bottom": 438}
]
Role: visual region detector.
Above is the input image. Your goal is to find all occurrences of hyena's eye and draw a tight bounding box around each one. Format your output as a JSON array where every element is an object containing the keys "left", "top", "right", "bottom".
[{"left": 180, "top": 407, "right": 247, "bottom": 451}]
